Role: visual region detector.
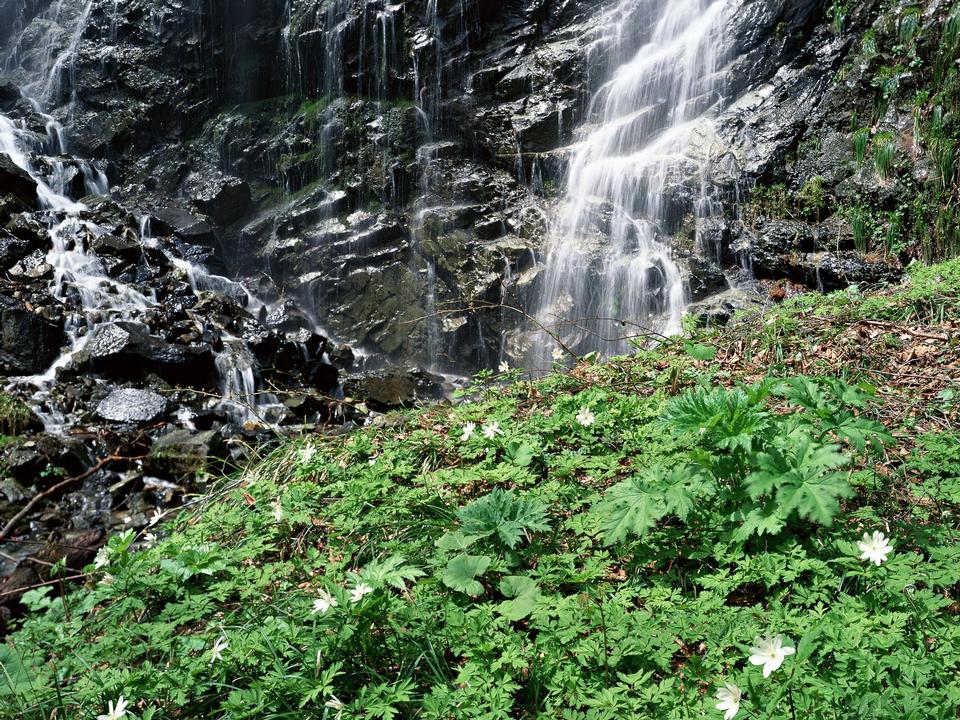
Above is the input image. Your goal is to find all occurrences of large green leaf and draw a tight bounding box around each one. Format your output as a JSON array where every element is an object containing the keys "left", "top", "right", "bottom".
[
  {"left": 457, "top": 489, "right": 550, "bottom": 549},
  {"left": 496, "top": 575, "right": 540, "bottom": 621},
  {"left": 442, "top": 555, "right": 491, "bottom": 597},
  {"left": 0, "top": 645, "right": 31, "bottom": 696}
]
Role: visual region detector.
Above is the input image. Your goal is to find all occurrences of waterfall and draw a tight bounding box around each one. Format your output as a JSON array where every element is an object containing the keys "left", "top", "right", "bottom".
[
  {"left": 0, "top": 1, "right": 279, "bottom": 427},
  {"left": 530, "top": 0, "right": 731, "bottom": 363}
]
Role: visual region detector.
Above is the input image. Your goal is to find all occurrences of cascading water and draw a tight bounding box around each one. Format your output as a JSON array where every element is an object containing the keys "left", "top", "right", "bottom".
[
  {"left": 530, "top": 0, "right": 732, "bottom": 364},
  {"left": 0, "top": 0, "right": 280, "bottom": 427}
]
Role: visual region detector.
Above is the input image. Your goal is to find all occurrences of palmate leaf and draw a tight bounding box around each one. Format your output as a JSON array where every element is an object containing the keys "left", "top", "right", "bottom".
[
  {"left": 745, "top": 435, "right": 852, "bottom": 527},
  {"left": 357, "top": 555, "right": 424, "bottom": 591},
  {"left": 662, "top": 383, "right": 773, "bottom": 453},
  {"left": 457, "top": 488, "right": 550, "bottom": 549},
  {"left": 442, "top": 554, "right": 491, "bottom": 597},
  {"left": 595, "top": 484, "right": 665, "bottom": 545},
  {"left": 734, "top": 503, "right": 787, "bottom": 541},
  {"left": 593, "top": 464, "right": 706, "bottom": 545},
  {"left": 497, "top": 575, "right": 540, "bottom": 621}
]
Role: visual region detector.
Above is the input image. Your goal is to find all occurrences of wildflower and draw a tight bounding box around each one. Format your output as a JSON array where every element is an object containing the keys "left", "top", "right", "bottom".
[
  {"left": 714, "top": 683, "right": 742, "bottom": 719},
  {"left": 93, "top": 546, "right": 110, "bottom": 569},
  {"left": 98, "top": 573, "right": 115, "bottom": 586},
  {"left": 482, "top": 421, "right": 503, "bottom": 440},
  {"left": 209, "top": 636, "right": 228, "bottom": 664},
  {"left": 315, "top": 649, "right": 323, "bottom": 671},
  {"left": 350, "top": 582, "right": 374, "bottom": 604},
  {"left": 298, "top": 445, "right": 317, "bottom": 464},
  {"left": 312, "top": 589, "right": 338, "bottom": 614},
  {"left": 148, "top": 508, "right": 163, "bottom": 526},
  {"left": 748, "top": 634, "right": 795, "bottom": 678},
  {"left": 552, "top": 347, "right": 565, "bottom": 361},
  {"left": 461, "top": 422, "right": 476, "bottom": 441},
  {"left": 575, "top": 406, "right": 596, "bottom": 427},
  {"left": 97, "top": 695, "right": 129, "bottom": 720},
  {"left": 858, "top": 530, "right": 894, "bottom": 566},
  {"left": 141, "top": 532, "right": 157, "bottom": 547},
  {"left": 270, "top": 498, "right": 283, "bottom": 522},
  {"left": 498, "top": 361, "right": 510, "bottom": 373}
]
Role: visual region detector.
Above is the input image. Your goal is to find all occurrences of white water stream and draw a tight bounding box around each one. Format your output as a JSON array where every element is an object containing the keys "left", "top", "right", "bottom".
[{"left": 531, "top": 0, "right": 732, "bottom": 363}]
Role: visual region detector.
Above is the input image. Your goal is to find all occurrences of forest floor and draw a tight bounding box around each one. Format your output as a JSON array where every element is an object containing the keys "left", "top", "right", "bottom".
[{"left": 3, "top": 260, "right": 960, "bottom": 719}]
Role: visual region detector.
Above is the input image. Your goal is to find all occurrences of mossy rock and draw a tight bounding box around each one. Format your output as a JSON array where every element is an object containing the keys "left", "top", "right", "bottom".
[{"left": 0, "top": 393, "right": 42, "bottom": 436}]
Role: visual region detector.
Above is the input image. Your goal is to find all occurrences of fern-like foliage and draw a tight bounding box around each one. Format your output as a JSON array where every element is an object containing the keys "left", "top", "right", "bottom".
[
  {"left": 779, "top": 377, "right": 894, "bottom": 453},
  {"left": 592, "top": 378, "right": 884, "bottom": 546},
  {"left": 662, "top": 382, "right": 774, "bottom": 453},
  {"left": 745, "top": 435, "right": 852, "bottom": 526},
  {"left": 593, "top": 464, "right": 710, "bottom": 545},
  {"left": 457, "top": 488, "right": 550, "bottom": 549},
  {"left": 355, "top": 555, "right": 425, "bottom": 591}
]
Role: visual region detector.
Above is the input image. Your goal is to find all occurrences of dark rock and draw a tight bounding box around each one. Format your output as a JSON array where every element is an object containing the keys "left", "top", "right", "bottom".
[
  {"left": 183, "top": 171, "right": 251, "bottom": 227},
  {"left": 96, "top": 389, "right": 168, "bottom": 423},
  {"left": 0, "top": 81, "right": 19, "bottom": 111},
  {"left": 344, "top": 367, "right": 446, "bottom": 413},
  {"left": 0, "top": 293, "right": 64, "bottom": 375},
  {"left": 151, "top": 207, "right": 216, "bottom": 245},
  {"left": 0, "top": 153, "right": 36, "bottom": 207},
  {"left": 78, "top": 322, "right": 215, "bottom": 388},
  {"left": 0, "top": 234, "right": 33, "bottom": 270},
  {"left": 145, "top": 428, "right": 222, "bottom": 480}
]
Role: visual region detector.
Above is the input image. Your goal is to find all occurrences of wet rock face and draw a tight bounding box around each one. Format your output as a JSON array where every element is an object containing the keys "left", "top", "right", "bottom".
[
  {"left": 0, "top": 291, "right": 64, "bottom": 374},
  {"left": 0, "top": 154, "right": 36, "bottom": 206},
  {"left": 96, "top": 388, "right": 167, "bottom": 423},
  {"left": 78, "top": 322, "right": 216, "bottom": 388}
]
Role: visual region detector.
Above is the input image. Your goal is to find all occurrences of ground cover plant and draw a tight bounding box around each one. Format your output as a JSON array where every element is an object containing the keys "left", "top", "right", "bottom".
[{"left": 2, "top": 261, "right": 960, "bottom": 719}]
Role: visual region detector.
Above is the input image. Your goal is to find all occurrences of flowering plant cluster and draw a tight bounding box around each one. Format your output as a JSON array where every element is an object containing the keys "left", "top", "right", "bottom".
[{"left": 6, "top": 262, "right": 960, "bottom": 720}]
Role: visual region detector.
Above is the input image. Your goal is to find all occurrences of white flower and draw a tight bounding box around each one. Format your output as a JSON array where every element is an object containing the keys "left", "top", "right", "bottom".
[
  {"left": 858, "top": 530, "right": 894, "bottom": 566},
  {"left": 97, "top": 695, "right": 129, "bottom": 720},
  {"left": 209, "top": 636, "right": 228, "bottom": 664},
  {"left": 575, "top": 406, "right": 596, "bottom": 427},
  {"left": 270, "top": 498, "right": 283, "bottom": 522},
  {"left": 461, "top": 422, "right": 476, "bottom": 441},
  {"left": 148, "top": 508, "right": 163, "bottom": 526},
  {"left": 312, "top": 589, "right": 338, "bottom": 614},
  {"left": 552, "top": 347, "right": 565, "bottom": 361},
  {"left": 298, "top": 445, "right": 317, "bottom": 464},
  {"left": 93, "top": 546, "right": 110, "bottom": 569},
  {"left": 98, "top": 573, "right": 115, "bottom": 587},
  {"left": 141, "top": 532, "right": 157, "bottom": 547},
  {"left": 349, "top": 582, "right": 374, "bottom": 603},
  {"left": 714, "top": 683, "right": 742, "bottom": 719},
  {"left": 498, "top": 361, "right": 510, "bottom": 373},
  {"left": 748, "top": 634, "right": 795, "bottom": 678},
  {"left": 482, "top": 421, "right": 503, "bottom": 440}
]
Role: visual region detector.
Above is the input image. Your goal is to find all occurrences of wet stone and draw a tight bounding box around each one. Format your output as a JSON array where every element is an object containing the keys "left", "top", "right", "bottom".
[{"left": 96, "top": 388, "right": 168, "bottom": 423}]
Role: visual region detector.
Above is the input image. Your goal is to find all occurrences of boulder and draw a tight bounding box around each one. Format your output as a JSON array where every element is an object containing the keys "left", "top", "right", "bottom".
[
  {"left": 344, "top": 368, "right": 446, "bottom": 413},
  {"left": 78, "top": 322, "right": 215, "bottom": 388},
  {"left": 0, "top": 293, "right": 64, "bottom": 375},
  {"left": 0, "top": 154, "right": 36, "bottom": 208},
  {"left": 96, "top": 389, "right": 168, "bottom": 423},
  {"left": 145, "top": 428, "right": 221, "bottom": 480},
  {"left": 151, "top": 207, "right": 216, "bottom": 246},
  {"left": 183, "top": 171, "right": 251, "bottom": 227}
]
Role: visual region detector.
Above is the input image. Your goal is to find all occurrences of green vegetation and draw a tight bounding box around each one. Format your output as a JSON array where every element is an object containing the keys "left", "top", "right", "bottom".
[
  {"left": 0, "top": 393, "right": 38, "bottom": 437},
  {"left": 3, "top": 262, "right": 960, "bottom": 719}
]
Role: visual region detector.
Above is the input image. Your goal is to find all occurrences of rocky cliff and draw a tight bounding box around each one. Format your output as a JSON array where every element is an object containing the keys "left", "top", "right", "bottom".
[{"left": 0, "top": 0, "right": 958, "bottom": 588}]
